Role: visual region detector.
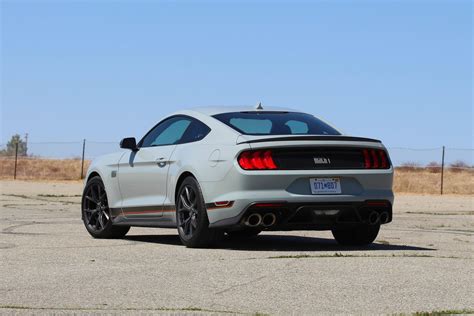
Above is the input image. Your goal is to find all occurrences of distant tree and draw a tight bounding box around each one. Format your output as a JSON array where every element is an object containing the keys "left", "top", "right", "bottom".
[
  {"left": 427, "top": 161, "right": 440, "bottom": 168},
  {"left": 426, "top": 161, "right": 441, "bottom": 173},
  {"left": 0, "top": 134, "right": 28, "bottom": 156},
  {"left": 398, "top": 161, "right": 421, "bottom": 171},
  {"left": 449, "top": 160, "right": 470, "bottom": 172}
]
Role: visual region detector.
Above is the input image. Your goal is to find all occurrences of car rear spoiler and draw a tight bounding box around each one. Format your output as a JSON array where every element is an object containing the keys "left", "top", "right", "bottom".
[{"left": 237, "top": 135, "right": 382, "bottom": 145}]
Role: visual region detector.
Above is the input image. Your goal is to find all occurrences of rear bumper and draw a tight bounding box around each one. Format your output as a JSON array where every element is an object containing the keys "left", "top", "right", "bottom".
[
  {"left": 208, "top": 198, "right": 393, "bottom": 230},
  {"left": 202, "top": 166, "right": 394, "bottom": 228}
]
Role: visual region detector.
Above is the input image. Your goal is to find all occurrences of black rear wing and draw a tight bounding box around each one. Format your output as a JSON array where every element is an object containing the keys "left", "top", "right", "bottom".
[{"left": 237, "top": 135, "right": 382, "bottom": 145}]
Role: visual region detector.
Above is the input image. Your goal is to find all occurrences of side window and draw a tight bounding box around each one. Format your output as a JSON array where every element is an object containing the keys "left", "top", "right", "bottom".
[
  {"left": 180, "top": 120, "right": 211, "bottom": 143},
  {"left": 141, "top": 117, "right": 192, "bottom": 147}
]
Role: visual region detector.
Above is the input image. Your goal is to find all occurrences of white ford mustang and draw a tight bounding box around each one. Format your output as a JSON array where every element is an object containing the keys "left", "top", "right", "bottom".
[{"left": 82, "top": 105, "right": 394, "bottom": 247}]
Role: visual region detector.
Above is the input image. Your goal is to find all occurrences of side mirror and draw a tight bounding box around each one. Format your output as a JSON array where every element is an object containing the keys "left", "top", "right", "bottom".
[{"left": 120, "top": 137, "right": 138, "bottom": 151}]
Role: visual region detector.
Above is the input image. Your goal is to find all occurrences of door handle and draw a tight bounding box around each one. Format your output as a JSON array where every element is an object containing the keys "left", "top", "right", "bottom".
[{"left": 156, "top": 157, "right": 167, "bottom": 168}]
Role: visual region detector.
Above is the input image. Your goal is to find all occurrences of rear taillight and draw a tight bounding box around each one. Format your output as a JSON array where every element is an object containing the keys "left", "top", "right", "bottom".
[
  {"left": 238, "top": 150, "right": 278, "bottom": 170},
  {"left": 362, "top": 149, "right": 390, "bottom": 169}
]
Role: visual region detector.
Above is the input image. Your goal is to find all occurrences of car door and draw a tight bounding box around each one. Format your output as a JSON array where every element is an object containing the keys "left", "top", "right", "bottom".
[{"left": 118, "top": 116, "right": 193, "bottom": 218}]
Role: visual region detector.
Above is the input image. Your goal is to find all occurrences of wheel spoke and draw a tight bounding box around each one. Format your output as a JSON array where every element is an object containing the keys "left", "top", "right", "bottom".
[
  {"left": 180, "top": 194, "right": 192, "bottom": 210},
  {"left": 97, "top": 184, "right": 101, "bottom": 199},
  {"left": 185, "top": 218, "right": 192, "bottom": 235},
  {"left": 183, "top": 218, "right": 189, "bottom": 233},
  {"left": 185, "top": 187, "right": 192, "bottom": 205},
  {"left": 98, "top": 186, "right": 107, "bottom": 204},
  {"left": 191, "top": 217, "right": 197, "bottom": 229},
  {"left": 179, "top": 216, "right": 191, "bottom": 228},
  {"left": 95, "top": 213, "right": 101, "bottom": 229},
  {"left": 97, "top": 212, "right": 105, "bottom": 229},
  {"left": 85, "top": 208, "right": 98, "bottom": 223},
  {"left": 90, "top": 210, "right": 98, "bottom": 226},
  {"left": 91, "top": 186, "right": 99, "bottom": 204},
  {"left": 97, "top": 185, "right": 103, "bottom": 203},
  {"left": 85, "top": 195, "right": 97, "bottom": 204},
  {"left": 187, "top": 187, "right": 197, "bottom": 208},
  {"left": 84, "top": 210, "right": 92, "bottom": 224}
]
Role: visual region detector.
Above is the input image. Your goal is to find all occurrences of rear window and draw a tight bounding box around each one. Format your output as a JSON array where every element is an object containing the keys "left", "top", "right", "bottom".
[{"left": 213, "top": 112, "right": 341, "bottom": 136}]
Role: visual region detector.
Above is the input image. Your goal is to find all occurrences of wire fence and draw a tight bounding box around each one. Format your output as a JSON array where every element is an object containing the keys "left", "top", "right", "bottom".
[{"left": 0, "top": 140, "right": 473, "bottom": 194}]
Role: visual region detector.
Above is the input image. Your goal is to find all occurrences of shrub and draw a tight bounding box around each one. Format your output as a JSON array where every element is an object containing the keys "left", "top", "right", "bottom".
[
  {"left": 449, "top": 160, "right": 471, "bottom": 173},
  {"left": 398, "top": 161, "right": 422, "bottom": 171},
  {"left": 426, "top": 161, "right": 441, "bottom": 173}
]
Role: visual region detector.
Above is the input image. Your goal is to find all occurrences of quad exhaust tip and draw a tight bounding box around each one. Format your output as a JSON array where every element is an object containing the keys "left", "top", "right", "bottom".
[
  {"left": 379, "top": 211, "right": 389, "bottom": 224},
  {"left": 262, "top": 213, "right": 277, "bottom": 227},
  {"left": 245, "top": 213, "right": 262, "bottom": 227},
  {"left": 244, "top": 212, "right": 277, "bottom": 227},
  {"left": 368, "top": 211, "right": 380, "bottom": 225}
]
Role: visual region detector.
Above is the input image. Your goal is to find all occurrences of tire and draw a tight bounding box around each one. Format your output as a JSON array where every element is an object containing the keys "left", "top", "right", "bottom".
[
  {"left": 331, "top": 224, "right": 380, "bottom": 246},
  {"left": 82, "top": 176, "right": 130, "bottom": 239},
  {"left": 226, "top": 229, "right": 262, "bottom": 239},
  {"left": 176, "top": 177, "right": 221, "bottom": 248}
]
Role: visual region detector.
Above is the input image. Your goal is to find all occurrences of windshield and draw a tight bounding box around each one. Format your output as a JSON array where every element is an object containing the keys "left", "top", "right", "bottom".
[{"left": 213, "top": 112, "right": 341, "bottom": 136}]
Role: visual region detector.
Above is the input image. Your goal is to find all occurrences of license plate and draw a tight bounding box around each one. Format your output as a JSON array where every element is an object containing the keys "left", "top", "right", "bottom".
[{"left": 310, "top": 178, "right": 341, "bottom": 195}]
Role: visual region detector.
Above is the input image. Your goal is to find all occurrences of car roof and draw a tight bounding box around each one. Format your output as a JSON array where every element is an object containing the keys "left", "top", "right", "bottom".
[{"left": 188, "top": 105, "right": 298, "bottom": 116}]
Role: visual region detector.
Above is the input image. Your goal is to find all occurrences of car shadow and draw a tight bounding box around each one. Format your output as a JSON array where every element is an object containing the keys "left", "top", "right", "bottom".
[{"left": 124, "top": 233, "right": 435, "bottom": 252}]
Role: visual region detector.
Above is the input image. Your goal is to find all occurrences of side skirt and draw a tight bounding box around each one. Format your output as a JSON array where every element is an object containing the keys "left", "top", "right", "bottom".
[
  {"left": 111, "top": 204, "right": 177, "bottom": 228},
  {"left": 112, "top": 215, "right": 177, "bottom": 228}
]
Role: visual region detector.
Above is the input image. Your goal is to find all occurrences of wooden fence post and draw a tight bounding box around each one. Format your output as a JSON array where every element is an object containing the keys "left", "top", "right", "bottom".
[
  {"left": 14, "top": 142, "right": 19, "bottom": 180},
  {"left": 80, "top": 139, "right": 86, "bottom": 179},
  {"left": 440, "top": 146, "right": 445, "bottom": 195}
]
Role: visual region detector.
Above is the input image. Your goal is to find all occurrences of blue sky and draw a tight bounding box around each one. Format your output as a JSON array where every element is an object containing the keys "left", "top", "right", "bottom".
[{"left": 1, "top": 1, "right": 472, "bottom": 158}]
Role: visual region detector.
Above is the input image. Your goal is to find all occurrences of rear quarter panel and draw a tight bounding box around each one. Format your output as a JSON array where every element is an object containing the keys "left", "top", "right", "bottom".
[{"left": 166, "top": 121, "right": 246, "bottom": 205}]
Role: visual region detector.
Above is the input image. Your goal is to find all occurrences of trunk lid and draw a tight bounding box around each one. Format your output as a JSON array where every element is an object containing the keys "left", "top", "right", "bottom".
[{"left": 235, "top": 134, "right": 390, "bottom": 170}]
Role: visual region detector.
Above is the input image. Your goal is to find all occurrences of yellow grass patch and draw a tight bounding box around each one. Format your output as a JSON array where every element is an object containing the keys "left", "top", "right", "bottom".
[
  {"left": 0, "top": 158, "right": 91, "bottom": 181},
  {"left": 394, "top": 168, "right": 473, "bottom": 195}
]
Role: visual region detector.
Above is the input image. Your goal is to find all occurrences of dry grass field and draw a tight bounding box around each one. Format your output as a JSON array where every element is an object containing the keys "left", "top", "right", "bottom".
[
  {"left": 0, "top": 158, "right": 91, "bottom": 181},
  {"left": 394, "top": 168, "right": 474, "bottom": 195},
  {"left": 0, "top": 157, "right": 473, "bottom": 194}
]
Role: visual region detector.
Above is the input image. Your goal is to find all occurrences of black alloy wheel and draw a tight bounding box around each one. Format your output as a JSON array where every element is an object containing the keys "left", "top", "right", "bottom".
[
  {"left": 81, "top": 176, "right": 129, "bottom": 238},
  {"left": 176, "top": 177, "right": 221, "bottom": 248},
  {"left": 177, "top": 185, "right": 199, "bottom": 239}
]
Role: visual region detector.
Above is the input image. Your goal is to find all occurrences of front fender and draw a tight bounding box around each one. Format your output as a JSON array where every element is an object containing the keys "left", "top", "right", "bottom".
[{"left": 84, "top": 152, "right": 125, "bottom": 210}]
